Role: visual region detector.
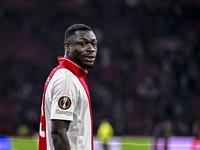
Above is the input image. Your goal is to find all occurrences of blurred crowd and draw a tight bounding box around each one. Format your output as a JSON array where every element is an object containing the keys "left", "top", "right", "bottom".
[{"left": 0, "top": 0, "right": 200, "bottom": 138}]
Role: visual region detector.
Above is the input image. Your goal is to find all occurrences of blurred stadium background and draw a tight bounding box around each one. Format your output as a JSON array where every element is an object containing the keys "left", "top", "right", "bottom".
[{"left": 0, "top": 0, "right": 200, "bottom": 149}]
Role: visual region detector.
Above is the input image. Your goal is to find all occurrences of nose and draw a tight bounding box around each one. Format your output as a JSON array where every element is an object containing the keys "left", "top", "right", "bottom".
[{"left": 86, "top": 44, "right": 96, "bottom": 52}]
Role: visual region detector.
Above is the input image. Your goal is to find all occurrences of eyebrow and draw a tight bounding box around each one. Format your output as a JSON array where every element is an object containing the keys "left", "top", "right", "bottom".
[{"left": 78, "top": 38, "right": 97, "bottom": 42}]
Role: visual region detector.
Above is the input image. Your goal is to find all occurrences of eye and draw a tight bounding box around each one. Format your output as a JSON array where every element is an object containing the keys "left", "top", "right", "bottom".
[
  {"left": 80, "top": 42, "right": 86, "bottom": 46},
  {"left": 92, "top": 43, "right": 97, "bottom": 47}
]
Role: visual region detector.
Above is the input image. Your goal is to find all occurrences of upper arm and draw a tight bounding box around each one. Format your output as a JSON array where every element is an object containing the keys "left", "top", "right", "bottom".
[
  {"left": 51, "top": 120, "right": 71, "bottom": 150},
  {"left": 51, "top": 119, "right": 70, "bottom": 134}
]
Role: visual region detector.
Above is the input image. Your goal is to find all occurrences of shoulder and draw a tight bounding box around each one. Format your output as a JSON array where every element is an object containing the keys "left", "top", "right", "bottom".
[
  {"left": 51, "top": 68, "right": 80, "bottom": 87},
  {"left": 53, "top": 68, "right": 76, "bottom": 80}
]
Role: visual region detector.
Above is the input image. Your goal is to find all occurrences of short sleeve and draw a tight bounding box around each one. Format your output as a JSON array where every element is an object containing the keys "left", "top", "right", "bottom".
[{"left": 50, "top": 69, "right": 78, "bottom": 121}]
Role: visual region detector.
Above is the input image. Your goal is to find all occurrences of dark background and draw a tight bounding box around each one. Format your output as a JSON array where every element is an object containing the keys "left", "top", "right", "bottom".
[{"left": 0, "top": 0, "right": 200, "bottom": 138}]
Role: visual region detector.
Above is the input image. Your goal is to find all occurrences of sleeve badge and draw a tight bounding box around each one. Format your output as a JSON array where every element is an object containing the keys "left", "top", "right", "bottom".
[{"left": 58, "top": 96, "right": 71, "bottom": 110}]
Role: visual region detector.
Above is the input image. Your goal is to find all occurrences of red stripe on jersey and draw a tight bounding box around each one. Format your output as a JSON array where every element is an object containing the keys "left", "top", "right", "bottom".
[
  {"left": 76, "top": 76, "right": 93, "bottom": 150},
  {"left": 38, "top": 67, "right": 59, "bottom": 150}
]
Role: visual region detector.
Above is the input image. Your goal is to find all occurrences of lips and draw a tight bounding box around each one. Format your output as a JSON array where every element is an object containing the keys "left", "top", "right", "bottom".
[{"left": 84, "top": 55, "right": 96, "bottom": 62}]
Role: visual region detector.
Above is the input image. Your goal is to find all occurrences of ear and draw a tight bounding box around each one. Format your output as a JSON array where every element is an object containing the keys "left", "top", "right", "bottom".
[{"left": 64, "top": 43, "right": 70, "bottom": 53}]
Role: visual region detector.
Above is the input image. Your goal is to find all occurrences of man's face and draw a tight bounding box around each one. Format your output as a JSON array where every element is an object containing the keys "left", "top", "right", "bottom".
[{"left": 65, "top": 30, "right": 97, "bottom": 69}]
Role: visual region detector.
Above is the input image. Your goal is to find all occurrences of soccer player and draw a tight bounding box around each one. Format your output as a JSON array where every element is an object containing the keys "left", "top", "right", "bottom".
[
  {"left": 38, "top": 24, "right": 98, "bottom": 150},
  {"left": 97, "top": 119, "right": 114, "bottom": 150}
]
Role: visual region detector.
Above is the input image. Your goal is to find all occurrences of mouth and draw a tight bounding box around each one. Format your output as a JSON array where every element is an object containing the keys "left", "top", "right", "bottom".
[{"left": 84, "top": 55, "right": 96, "bottom": 62}]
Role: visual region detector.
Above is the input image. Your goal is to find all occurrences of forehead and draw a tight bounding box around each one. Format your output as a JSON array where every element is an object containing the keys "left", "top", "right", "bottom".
[{"left": 73, "top": 30, "right": 97, "bottom": 41}]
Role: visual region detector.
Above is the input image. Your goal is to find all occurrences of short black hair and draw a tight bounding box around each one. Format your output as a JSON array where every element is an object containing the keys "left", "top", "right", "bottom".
[{"left": 64, "top": 24, "right": 92, "bottom": 44}]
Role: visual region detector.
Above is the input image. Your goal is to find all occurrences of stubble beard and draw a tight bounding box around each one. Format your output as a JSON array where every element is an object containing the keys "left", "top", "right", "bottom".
[{"left": 83, "top": 63, "right": 95, "bottom": 69}]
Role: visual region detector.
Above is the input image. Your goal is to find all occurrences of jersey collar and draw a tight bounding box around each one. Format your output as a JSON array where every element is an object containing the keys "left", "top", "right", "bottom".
[{"left": 58, "top": 57, "right": 88, "bottom": 76}]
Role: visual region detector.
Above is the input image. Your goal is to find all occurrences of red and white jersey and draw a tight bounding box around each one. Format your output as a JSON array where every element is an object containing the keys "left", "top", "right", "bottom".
[{"left": 39, "top": 57, "right": 93, "bottom": 150}]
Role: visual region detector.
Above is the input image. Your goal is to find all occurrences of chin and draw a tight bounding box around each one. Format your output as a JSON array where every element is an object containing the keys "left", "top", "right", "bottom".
[
  {"left": 84, "top": 63, "right": 95, "bottom": 69},
  {"left": 85, "top": 65, "right": 94, "bottom": 69}
]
